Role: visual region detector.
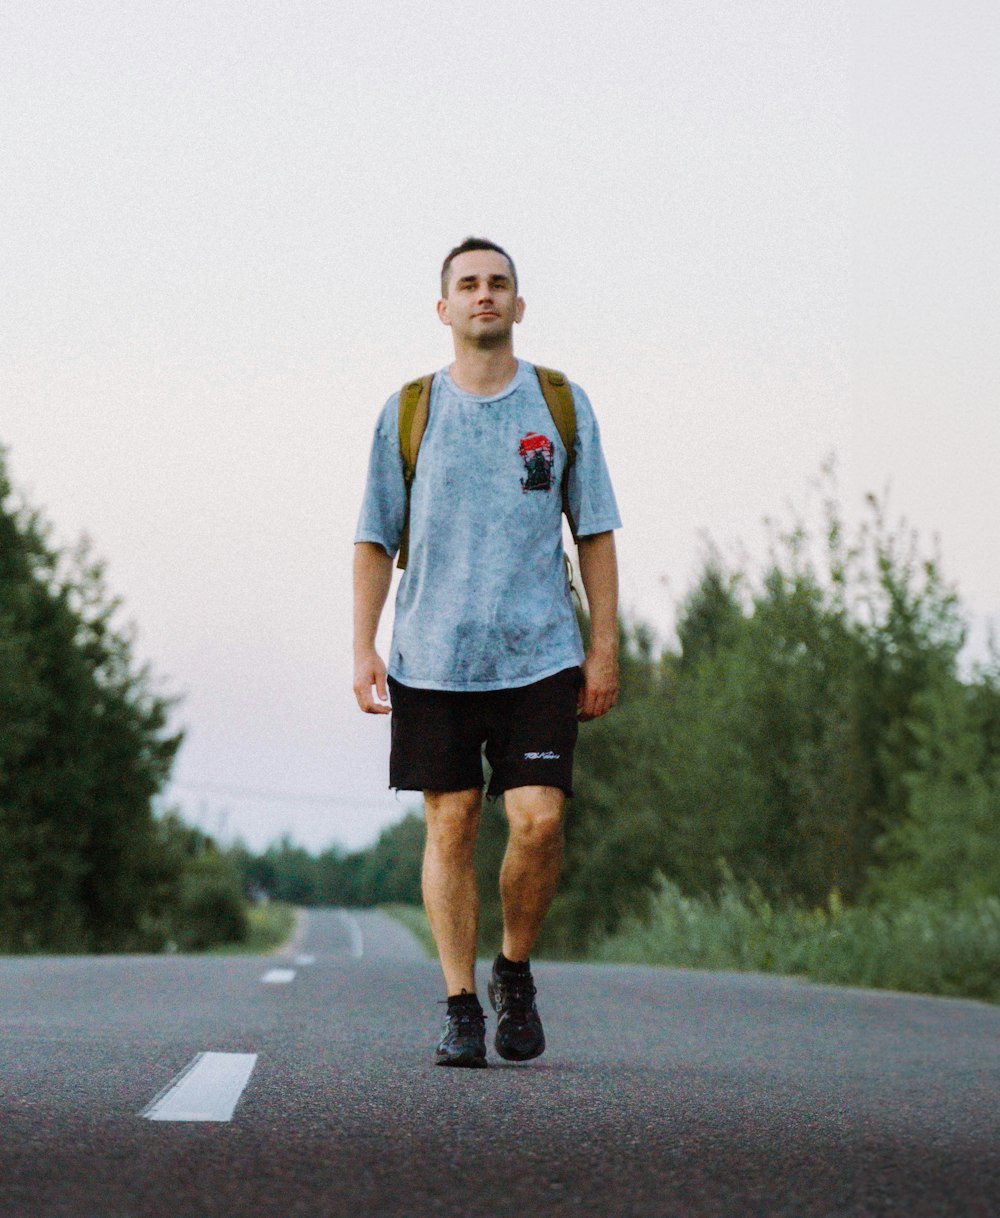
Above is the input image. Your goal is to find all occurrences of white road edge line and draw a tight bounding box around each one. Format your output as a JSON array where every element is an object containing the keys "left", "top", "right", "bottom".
[
  {"left": 261, "top": 968, "right": 296, "bottom": 984},
  {"left": 141, "top": 1052, "right": 258, "bottom": 1122},
  {"left": 338, "top": 909, "right": 364, "bottom": 958}
]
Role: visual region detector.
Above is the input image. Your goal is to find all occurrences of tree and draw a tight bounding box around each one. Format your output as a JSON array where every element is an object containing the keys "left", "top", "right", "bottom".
[
  {"left": 547, "top": 469, "right": 978, "bottom": 949},
  {"left": 353, "top": 812, "right": 424, "bottom": 905},
  {"left": 0, "top": 446, "right": 183, "bottom": 951},
  {"left": 871, "top": 676, "right": 1000, "bottom": 907}
]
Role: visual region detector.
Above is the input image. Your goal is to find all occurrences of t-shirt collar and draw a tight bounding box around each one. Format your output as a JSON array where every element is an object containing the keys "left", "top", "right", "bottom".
[{"left": 441, "top": 359, "right": 527, "bottom": 403}]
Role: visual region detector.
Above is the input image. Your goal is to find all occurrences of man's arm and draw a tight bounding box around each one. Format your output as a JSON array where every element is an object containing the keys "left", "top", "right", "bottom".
[
  {"left": 576, "top": 530, "right": 619, "bottom": 721},
  {"left": 353, "top": 541, "right": 394, "bottom": 714}
]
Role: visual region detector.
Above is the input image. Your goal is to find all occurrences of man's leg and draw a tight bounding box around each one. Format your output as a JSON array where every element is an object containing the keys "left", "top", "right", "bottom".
[
  {"left": 486, "top": 784, "right": 564, "bottom": 1062},
  {"left": 499, "top": 784, "right": 566, "bottom": 961},
  {"left": 422, "top": 787, "right": 483, "bottom": 995}
]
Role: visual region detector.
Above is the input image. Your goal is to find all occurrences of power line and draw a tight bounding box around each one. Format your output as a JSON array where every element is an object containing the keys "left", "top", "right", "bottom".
[{"left": 167, "top": 781, "right": 397, "bottom": 808}]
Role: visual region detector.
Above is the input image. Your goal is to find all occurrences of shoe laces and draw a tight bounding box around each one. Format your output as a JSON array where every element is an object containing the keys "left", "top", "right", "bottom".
[
  {"left": 440, "top": 1001, "right": 485, "bottom": 1029},
  {"left": 497, "top": 973, "right": 536, "bottom": 1011}
]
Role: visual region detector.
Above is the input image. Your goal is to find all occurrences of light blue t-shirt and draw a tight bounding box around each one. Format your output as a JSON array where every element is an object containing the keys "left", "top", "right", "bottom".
[{"left": 355, "top": 360, "right": 622, "bottom": 691}]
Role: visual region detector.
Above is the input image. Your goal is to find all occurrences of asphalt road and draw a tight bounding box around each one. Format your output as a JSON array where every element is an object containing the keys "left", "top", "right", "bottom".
[{"left": 1, "top": 908, "right": 998, "bottom": 1218}]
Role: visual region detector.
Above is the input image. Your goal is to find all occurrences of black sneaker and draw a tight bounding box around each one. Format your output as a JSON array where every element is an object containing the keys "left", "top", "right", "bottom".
[
  {"left": 488, "top": 957, "right": 545, "bottom": 1062},
  {"left": 435, "top": 1004, "right": 487, "bottom": 1068}
]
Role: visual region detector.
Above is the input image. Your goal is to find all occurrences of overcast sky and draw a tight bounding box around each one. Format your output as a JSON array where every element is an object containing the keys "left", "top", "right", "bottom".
[{"left": 3, "top": 2, "right": 997, "bottom": 852}]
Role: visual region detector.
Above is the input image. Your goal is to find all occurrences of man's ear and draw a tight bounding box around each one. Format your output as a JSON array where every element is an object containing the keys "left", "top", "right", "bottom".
[
  {"left": 514, "top": 296, "right": 526, "bottom": 324},
  {"left": 437, "top": 298, "right": 452, "bottom": 326}
]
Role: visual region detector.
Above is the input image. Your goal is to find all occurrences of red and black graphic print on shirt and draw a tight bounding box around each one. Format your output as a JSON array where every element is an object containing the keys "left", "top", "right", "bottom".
[{"left": 519, "top": 432, "right": 554, "bottom": 492}]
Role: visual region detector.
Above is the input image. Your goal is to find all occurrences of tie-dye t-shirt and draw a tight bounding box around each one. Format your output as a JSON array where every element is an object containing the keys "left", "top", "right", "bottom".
[{"left": 354, "top": 360, "right": 622, "bottom": 691}]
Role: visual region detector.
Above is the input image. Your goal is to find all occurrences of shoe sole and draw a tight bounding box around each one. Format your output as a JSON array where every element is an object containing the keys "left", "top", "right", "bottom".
[
  {"left": 435, "top": 1054, "right": 487, "bottom": 1068},
  {"left": 493, "top": 1035, "right": 545, "bottom": 1062}
]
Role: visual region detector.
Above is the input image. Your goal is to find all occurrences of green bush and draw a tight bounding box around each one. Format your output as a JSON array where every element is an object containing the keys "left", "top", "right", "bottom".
[
  {"left": 171, "top": 850, "right": 249, "bottom": 951},
  {"left": 592, "top": 874, "right": 1000, "bottom": 1003},
  {"left": 870, "top": 676, "right": 1000, "bottom": 907}
]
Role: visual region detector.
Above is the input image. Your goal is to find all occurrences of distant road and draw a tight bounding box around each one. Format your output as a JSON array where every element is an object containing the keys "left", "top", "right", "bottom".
[{"left": 2, "top": 908, "right": 998, "bottom": 1217}]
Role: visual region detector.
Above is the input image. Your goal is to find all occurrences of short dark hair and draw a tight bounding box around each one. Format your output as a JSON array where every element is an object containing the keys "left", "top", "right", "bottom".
[{"left": 440, "top": 236, "right": 518, "bottom": 297}]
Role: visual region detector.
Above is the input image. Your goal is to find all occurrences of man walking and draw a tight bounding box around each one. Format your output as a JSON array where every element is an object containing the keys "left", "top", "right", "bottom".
[{"left": 353, "top": 237, "right": 621, "bottom": 1067}]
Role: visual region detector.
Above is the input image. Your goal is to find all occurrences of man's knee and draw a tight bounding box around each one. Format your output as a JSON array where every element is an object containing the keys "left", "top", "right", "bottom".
[
  {"left": 504, "top": 786, "right": 565, "bottom": 849},
  {"left": 424, "top": 788, "right": 482, "bottom": 853}
]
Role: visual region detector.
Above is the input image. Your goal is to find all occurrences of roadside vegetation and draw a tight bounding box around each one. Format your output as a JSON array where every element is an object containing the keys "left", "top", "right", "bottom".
[
  {"left": 225, "top": 812, "right": 424, "bottom": 911},
  {"left": 589, "top": 878, "right": 1000, "bottom": 1003},
  {"left": 206, "top": 901, "right": 298, "bottom": 956},
  {"left": 0, "top": 446, "right": 255, "bottom": 954},
  {"left": 556, "top": 461, "right": 1000, "bottom": 1003}
]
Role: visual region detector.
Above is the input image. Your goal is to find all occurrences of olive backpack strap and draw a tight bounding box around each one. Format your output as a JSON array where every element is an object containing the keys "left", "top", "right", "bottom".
[
  {"left": 533, "top": 365, "right": 578, "bottom": 540},
  {"left": 396, "top": 373, "right": 434, "bottom": 570}
]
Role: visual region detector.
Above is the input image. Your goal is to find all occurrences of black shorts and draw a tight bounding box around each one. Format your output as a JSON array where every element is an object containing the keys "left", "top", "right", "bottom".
[{"left": 387, "top": 667, "right": 584, "bottom": 798}]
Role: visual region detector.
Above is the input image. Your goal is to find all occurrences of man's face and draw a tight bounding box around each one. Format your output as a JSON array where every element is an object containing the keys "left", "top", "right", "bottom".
[{"left": 437, "top": 249, "right": 525, "bottom": 346}]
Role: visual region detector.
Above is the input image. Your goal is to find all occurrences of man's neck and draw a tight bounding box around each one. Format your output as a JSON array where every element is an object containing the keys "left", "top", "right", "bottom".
[{"left": 448, "top": 345, "right": 519, "bottom": 396}]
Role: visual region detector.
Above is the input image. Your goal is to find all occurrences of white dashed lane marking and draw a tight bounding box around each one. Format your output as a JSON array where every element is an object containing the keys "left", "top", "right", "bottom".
[
  {"left": 261, "top": 968, "right": 296, "bottom": 984},
  {"left": 294, "top": 954, "right": 315, "bottom": 966},
  {"left": 141, "top": 1052, "right": 258, "bottom": 1122},
  {"left": 338, "top": 910, "right": 364, "bottom": 958}
]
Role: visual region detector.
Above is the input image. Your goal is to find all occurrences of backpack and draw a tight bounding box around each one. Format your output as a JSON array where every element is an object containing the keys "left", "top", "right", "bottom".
[{"left": 396, "top": 365, "right": 578, "bottom": 569}]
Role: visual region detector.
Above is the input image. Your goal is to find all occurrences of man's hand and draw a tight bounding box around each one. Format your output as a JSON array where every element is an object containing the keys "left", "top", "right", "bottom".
[
  {"left": 353, "top": 542, "right": 394, "bottom": 714},
  {"left": 578, "top": 648, "right": 619, "bottom": 721},
  {"left": 575, "top": 531, "right": 619, "bottom": 721},
  {"left": 354, "top": 648, "right": 392, "bottom": 714}
]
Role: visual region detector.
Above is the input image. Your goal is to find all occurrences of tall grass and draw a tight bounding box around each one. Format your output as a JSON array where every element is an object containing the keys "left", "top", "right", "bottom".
[{"left": 590, "top": 876, "right": 1000, "bottom": 1003}]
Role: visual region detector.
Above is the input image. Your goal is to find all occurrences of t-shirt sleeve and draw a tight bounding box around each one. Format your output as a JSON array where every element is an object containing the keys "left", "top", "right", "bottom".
[
  {"left": 354, "top": 393, "right": 406, "bottom": 557},
  {"left": 566, "top": 384, "right": 623, "bottom": 537}
]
